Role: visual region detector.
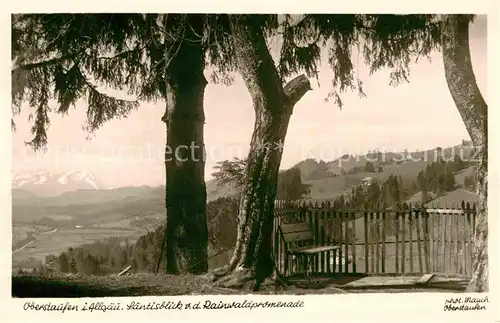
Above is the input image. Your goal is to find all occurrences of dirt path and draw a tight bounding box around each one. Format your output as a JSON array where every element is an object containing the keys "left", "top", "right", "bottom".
[
  {"left": 39, "top": 228, "right": 58, "bottom": 235},
  {"left": 13, "top": 227, "right": 59, "bottom": 254},
  {"left": 12, "top": 240, "right": 34, "bottom": 254}
]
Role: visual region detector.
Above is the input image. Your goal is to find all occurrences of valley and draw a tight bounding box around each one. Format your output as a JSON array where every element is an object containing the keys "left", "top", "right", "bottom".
[
  {"left": 12, "top": 191, "right": 166, "bottom": 269},
  {"left": 12, "top": 226, "right": 144, "bottom": 266}
]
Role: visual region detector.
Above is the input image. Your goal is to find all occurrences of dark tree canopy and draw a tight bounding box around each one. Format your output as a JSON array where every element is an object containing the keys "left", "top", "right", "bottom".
[
  {"left": 364, "top": 161, "right": 376, "bottom": 173},
  {"left": 212, "top": 157, "right": 247, "bottom": 187},
  {"left": 212, "top": 158, "right": 309, "bottom": 200},
  {"left": 11, "top": 13, "right": 236, "bottom": 150},
  {"left": 12, "top": 14, "right": 148, "bottom": 148},
  {"left": 12, "top": 14, "right": 465, "bottom": 151},
  {"left": 273, "top": 14, "right": 445, "bottom": 107},
  {"left": 276, "top": 167, "right": 310, "bottom": 200}
]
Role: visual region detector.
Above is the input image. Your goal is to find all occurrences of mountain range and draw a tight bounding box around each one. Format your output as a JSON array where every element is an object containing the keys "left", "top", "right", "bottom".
[
  {"left": 12, "top": 143, "right": 476, "bottom": 207},
  {"left": 12, "top": 170, "right": 102, "bottom": 197}
]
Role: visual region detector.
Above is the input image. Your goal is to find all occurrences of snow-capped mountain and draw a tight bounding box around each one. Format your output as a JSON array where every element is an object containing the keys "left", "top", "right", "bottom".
[{"left": 12, "top": 170, "right": 103, "bottom": 197}]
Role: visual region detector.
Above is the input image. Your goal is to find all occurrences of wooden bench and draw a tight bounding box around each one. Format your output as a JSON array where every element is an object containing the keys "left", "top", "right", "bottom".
[{"left": 278, "top": 222, "right": 340, "bottom": 279}]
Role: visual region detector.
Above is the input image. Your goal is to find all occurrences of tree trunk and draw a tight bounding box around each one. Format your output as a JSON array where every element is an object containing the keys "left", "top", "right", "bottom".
[
  {"left": 162, "top": 15, "right": 209, "bottom": 274},
  {"left": 441, "top": 15, "right": 488, "bottom": 292},
  {"left": 212, "top": 15, "right": 311, "bottom": 290}
]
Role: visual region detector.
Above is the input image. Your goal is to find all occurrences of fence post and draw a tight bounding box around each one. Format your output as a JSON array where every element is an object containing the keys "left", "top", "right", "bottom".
[
  {"left": 401, "top": 207, "right": 406, "bottom": 274},
  {"left": 273, "top": 206, "right": 281, "bottom": 274},
  {"left": 338, "top": 207, "right": 343, "bottom": 274},
  {"left": 441, "top": 208, "right": 448, "bottom": 274},
  {"left": 364, "top": 210, "right": 369, "bottom": 273},
  {"left": 462, "top": 202, "right": 469, "bottom": 276},
  {"left": 332, "top": 208, "right": 337, "bottom": 274},
  {"left": 447, "top": 203, "right": 453, "bottom": 273},
  {"left": 375, "top": 209, "right": 380, "bottom": 274},
  {"left": 435, "top": 206, "right": 441, "bottom": 272},
  {"left": 424, "top": 208, "right": 431, "bottom": 273},
  {"left": 351, "top": 209, "right": 357, "bottom": 274},
  {"left": 325, "top": 203, "right": 332, "bottom": 274},
  {"left": 343, "top": 210, "right": 349, "bottom": 274},
  {"left": 407, "top": 203, "right": 414, "bottom": 273},
  {"left": 395, "top": 208, "right": 400, "bottom": 274},
  {"left": 415, "top": 206, "right": 423, "bottom": 274},
  {"left": 381, "top": 207, "right": 386, "bottom": 274},
  {"left": 370, "top": 211, "right": 375, "bottom": 273},
  {"left": 320, "top": 202, "right": 326, "bottom": 273},
  {"left": 472, "top": 203, "right": 477, "bottom": 238},
  {"left": 429, "top": 208, "right": 435, "bottom": 272}
]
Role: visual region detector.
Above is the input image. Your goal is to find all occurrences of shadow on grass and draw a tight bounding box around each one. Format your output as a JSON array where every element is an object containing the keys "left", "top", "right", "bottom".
[
  {"left": 12, "top": 273, "right": 467, "bottom": 298},
  {"left": 12, "top": 276, "right": 146, "bottom": 298}
]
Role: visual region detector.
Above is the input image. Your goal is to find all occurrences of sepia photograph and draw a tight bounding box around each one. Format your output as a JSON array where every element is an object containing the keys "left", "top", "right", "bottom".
[{"left": 10, "top": 13, "right": 488, "bottom": 302}]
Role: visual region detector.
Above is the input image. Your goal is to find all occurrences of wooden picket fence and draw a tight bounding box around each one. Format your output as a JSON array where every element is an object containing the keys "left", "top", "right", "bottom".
[{"left": 272, "top": 200, "right": 477, "bottom": 277}]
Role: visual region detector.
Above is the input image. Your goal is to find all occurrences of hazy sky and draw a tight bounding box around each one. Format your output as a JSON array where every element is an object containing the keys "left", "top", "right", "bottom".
[{"left": 11, "top": 15, "right": 487, "bottom": 188}]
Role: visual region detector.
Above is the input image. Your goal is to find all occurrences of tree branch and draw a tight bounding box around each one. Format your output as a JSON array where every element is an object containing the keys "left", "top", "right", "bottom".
[
  {"left": 228, "top": 15, "right": 284, "bottom": 110},
  {"left": 75, "top": 64, "right": 137, "bottom": 103},
  {"left": 13, "top": 54, "right": 72, "bottom": 72},
  {"left": 283, "top": 74, "right": 312, "bottom": 107},
  {"left": 13, "top": 42, "right": 148, "bottom": 74},
  {"left": 92, "top": 45, "right": 147, "bottom": 61}
]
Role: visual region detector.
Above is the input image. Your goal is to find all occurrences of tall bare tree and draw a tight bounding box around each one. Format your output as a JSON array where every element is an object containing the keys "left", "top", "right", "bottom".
[
  {"left": 160, "top": 14, "right": 209, "bottom": 274},
  {"left": 212, "top": 14, "right": 444, "bottom": 290},
  {"left": 441, "top": 14, "right": 488, "bottom": 292}
]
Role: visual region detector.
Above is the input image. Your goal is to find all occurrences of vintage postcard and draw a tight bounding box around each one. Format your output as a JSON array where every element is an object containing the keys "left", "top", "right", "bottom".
[{"left": 2, "top": 1, "right": 498, "bottom": 323}]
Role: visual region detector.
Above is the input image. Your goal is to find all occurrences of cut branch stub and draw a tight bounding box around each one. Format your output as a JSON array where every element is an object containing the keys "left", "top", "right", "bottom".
[{"left": 284, "top": 74, "right": 312, "bottom": 108}]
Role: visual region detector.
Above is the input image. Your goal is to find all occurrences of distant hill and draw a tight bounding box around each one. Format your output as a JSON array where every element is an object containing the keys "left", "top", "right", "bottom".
[
  {"left": 12, "top": 184, "right": 164, "bottom": 207},
  {"left": 11, "top": 188, "right": 39, "bottom": 202},
  {"left": 406, "top": 191, "right": 424, "bottom": 204},
  {"left": 424, "top": 188, "right": 479, "bottom": 208},
  {"left": 292, "top": 158, "right": 332, "bottom": 180},
  {"left": 293, "top": 144, "right": 475, "bottom": 180},
  {"left": 12, "top": 170, "right": 104, "bottom": 197},
  {"left": 454, "top": 165, "right": 477, "bottom": 187},
  {"left": 285, "top": 144, "right": 475, "bottom": 201},
  {"left": 302, "top": 161, "right": 431, "bottom": 201},
  {"left": 206, "top": 180, "right": 240, "bottom": 202},
  {"left": 12, "top": 142, "right": 477, "bottom": 209}
]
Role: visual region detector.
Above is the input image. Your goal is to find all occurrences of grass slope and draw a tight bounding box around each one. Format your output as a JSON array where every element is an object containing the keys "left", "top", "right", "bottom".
[{"left": 12, "top": 272, "right": 465, "bottom": 297}]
